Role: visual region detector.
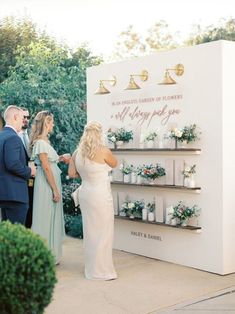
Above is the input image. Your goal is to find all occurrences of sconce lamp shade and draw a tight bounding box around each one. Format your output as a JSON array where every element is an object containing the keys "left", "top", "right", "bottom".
[
  {"left": 158, "top": 64, "right": 184, "bottom": 85},
  {"left": 95, "top": 81, "right": 111, "bottom": 94},
  {"left": 94, "top": 76, "right": 117, "bottom": 95},
  {"left": 125, "top": 76, "right": 141, "bottom": 90},
  {"left": 125, "top": 70, "right": 148, "bottom": 90},
  {"left": 158, "top": 70, "right": 177, "bottom": 85}
]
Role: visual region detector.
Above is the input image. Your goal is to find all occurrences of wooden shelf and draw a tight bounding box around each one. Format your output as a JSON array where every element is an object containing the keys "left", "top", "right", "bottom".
[
  {"left": 111, "top": 148, "right": 201, "bottom": 155},
  {"left": 111, "top": 181, "right": 201, "bottom": 193},
  {"left": 115, "top": 215, "right": 201, "bottom": 231}
]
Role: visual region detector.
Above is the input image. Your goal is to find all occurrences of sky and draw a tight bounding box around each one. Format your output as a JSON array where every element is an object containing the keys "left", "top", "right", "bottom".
[{"left": 0, "top": 0, "right": 234, "bottom": 59}]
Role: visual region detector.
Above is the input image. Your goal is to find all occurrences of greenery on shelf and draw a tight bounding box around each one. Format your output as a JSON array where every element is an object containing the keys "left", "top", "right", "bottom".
[
  {"left": 0, "top": 221, "right": 57, "bottom": 314},
  {"left": 168, "top": 201, "right": 200, "bottom": 224},
  {"left": 139, "top": 163, "right": 166, "bottom": 180},
  {"left": 120, "top": 199, "right": 144, "bottom": 218},
  {"left": 169, "top": 124, "right": 200, "bottom": 144},
  {"left": 107, "top": 127, "right": 133, "bottom": 143}
]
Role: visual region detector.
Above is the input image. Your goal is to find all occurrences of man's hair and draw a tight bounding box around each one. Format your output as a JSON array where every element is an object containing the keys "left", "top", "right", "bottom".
[{"left": 4, "top": 105, "right": 23, "bottom": 121}]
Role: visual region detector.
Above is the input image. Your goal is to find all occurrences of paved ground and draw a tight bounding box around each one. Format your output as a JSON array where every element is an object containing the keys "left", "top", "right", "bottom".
[{"left": 45, "top": 237, "right": 235, "bottom": 314}]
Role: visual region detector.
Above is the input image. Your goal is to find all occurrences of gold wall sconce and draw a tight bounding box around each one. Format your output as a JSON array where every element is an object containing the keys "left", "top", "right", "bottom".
[
  {"left": 158, "top": 64, "right": 184, "bottom": 85},
  {"left": 125, "top": 70, "right": 148, "bottom": 90},
  {"left": 94, "top": 76, "right": 117, "bottom": 95}
]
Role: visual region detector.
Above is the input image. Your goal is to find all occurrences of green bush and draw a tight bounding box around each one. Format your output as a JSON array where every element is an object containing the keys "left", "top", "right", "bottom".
[
  {"left": 64, "top": 214, "right": 83, "bottom": 239},
  {"left": 0, "top": 221, "right": 57, "bottom": 314}
]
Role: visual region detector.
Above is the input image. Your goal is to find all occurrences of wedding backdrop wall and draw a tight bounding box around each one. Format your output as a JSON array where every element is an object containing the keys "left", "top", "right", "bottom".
[{"left": 87, "top": 40, "right": 235, "bottom": 275}]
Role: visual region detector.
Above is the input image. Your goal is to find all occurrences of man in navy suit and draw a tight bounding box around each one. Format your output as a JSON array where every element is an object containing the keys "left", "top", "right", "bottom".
[{"left": 0, "top": 105, "right": 36, "bottom": 224}]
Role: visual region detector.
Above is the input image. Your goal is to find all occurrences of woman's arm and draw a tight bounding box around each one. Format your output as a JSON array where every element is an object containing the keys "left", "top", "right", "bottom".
[
  {"left": 39, "top": 153, "right": 60, "bottom": 202},
  {"left": 68, "top": 153, "right": 80, "bottom": 178},
  {"left": 103, "top": 147, "right": 117, "bottom": 168}
]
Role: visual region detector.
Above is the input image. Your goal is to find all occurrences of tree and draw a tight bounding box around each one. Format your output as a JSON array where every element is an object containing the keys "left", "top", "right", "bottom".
[
  {"left": 185, "top": 18, "right": 235, "bottom": 46},
  {"left": 0, "top": 41, "right": 101, "bottom": 159},
  {"left": 110, "top": 21, "right": 179, "bottom": 61},
  {"left": 0, "top": 15, "right": 57, "bottom": 83}
]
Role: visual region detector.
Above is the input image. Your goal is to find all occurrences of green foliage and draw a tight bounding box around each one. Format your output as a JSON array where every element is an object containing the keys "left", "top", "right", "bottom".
[
  {"left": 0, "top": 16, "right": 102, "bottom": 163},
  {"left": 62, "top": 181, "right": 83, "bottom": 239},
  {"left": 0, "top": 41, "right": 101, "bottom": 179},
  {"left": 62, "top": 181, "right": 81, "bottom": 216},
  {"left": 0, "top": 221, "right": 57, "bottom": 314},
  {"left": 0, "top": 16, "right": 57, "bottom": 83},
  {"left": 110, "top": 21, "right": 179, "bottom": 61},
  {"left": 64, "top": 214, "right": 83, "bottom": 239},
  {"left": 107, "top": 127, "right": 133, "bottom": 143},
  {"left": 185, "top": 18, "right": 235, "bottom": 46}
]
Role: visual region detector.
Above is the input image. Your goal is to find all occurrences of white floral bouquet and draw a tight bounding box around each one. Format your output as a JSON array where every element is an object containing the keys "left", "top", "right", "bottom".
[
  {"left": 168, "top": 201, "right": 200, "bottom": 224},
  {"left": 139, "top": 163, "right": 166, "bottom": 180},
  {"left": 107, "top": 127, "right": 133, "bottom": 143},
  {"left": 120, "top": 200, "right": 144, "bottom": 218},
  {"left": 119, "top": 163, "right": 134, "bottom": 175},
  {"left": 169, "top": 124, "right": 200, "bottom": 143},
  {"left": 147, "top": 202, "right": 155, "bottom": 212},
  {"left": 182, "top": 164, "right": 196, "bottom": 178},
  {"left": 144, "top": 131, "right": 157, "bottom": 142}
]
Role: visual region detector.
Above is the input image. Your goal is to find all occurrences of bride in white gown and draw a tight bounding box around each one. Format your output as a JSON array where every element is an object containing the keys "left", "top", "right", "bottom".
[{"left": 68, "top": 121, "right": 118, "bottom": 280}]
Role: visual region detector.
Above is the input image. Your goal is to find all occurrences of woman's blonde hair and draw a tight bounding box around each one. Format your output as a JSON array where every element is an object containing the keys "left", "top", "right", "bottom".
[
  {"left": 78, "top": 121, "right": 103, "bottom": 160},
  {"left": 29, "top": 111, "right": 53, "bottom": 151}
]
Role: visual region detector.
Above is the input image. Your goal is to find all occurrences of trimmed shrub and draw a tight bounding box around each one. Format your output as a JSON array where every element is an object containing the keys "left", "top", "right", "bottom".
[{"left": 0, "top": 221, "right": 57, "bottom": 314}]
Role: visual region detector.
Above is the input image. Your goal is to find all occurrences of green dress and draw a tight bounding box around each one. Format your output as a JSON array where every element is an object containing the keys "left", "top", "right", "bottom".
[{"left": 31, "top": 139, "right": 65, "bottom": 264}]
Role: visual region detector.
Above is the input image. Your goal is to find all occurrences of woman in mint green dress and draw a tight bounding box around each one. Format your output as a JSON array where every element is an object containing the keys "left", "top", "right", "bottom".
[{"left": 30, "top": 111, "right": 69, "bottom": 264}]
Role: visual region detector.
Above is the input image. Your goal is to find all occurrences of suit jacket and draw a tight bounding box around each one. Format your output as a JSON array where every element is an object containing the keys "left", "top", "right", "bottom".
[{"left": 0, "top": 126, "right": 31, "bottom": 204}]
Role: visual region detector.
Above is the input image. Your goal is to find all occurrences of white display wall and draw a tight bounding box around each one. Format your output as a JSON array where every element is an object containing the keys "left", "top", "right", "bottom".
[{"left": 87, "top": 40, "right": 235, "bottom": 274}]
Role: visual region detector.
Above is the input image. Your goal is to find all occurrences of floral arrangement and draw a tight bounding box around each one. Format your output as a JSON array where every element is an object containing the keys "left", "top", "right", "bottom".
[
  {"left": 107, "top": 127, "right": 133, "bottom": 143},
  {"left": 169, "top": 124, "right": 200, "bottom": 143},
  {"left": 147, "top": 202, "right": 155, "bottom": 212},
  {"left": 182, "top": 164, "right": 196, "bottom": 178},
  {"left": 168, "top": 201, "right": 200, "bottom": 223},
  {"left": 144, "top": 132, "right": 157, "bottom": 142},
  {"left": 120, "top": 199, "right": 144, "bottom": 218},
  {"left": 119, "top": 163, "right": 134, "bottom": 175},
  {"left": 136, "top": 165, "right": 144, "bottom": 176},
  {"left": 139, "top": 163, "right": 166, "bottom": 180}
]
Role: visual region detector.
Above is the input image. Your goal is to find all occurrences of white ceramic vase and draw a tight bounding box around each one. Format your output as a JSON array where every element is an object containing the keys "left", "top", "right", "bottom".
[
  {"left": 146, "top": 140, "right": 154, "bottom": 148},
  {"left": 171, "top": 218, "right": 178, "bottom": 226},
  {"left": 131, "top": 172, "right": 137, "bottom": 184},
  {"left": 137, "top": 175, "right": 143, "bottom": 184},
  {"left": 123, "top": 174, "right": 131, "bottom": 183},
  {"left": 142, "top": 208, "right": 148, "bottom": 221},
  {"left": 116, "top": 140, "right": 124, "bottom": 148},
  {"left": 181, "top": 219, "right": 188, "bottom": 227},
  {"left": 188, "top": 175, "right": 196, "bottom": 188},
  {"left": 148, "top": 212, "right": 155, "bottom": 222}
]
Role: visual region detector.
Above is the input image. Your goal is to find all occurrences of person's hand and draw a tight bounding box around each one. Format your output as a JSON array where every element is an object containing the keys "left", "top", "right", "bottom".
[
  {"left": 29, "top": 163, "right": 37, "bottom": 177},
  {"left": 59, "top": 153, "right": 71, "bottom": 164},
  {"left": 53, "top": 190, "right": 61, "bottom": 202}
]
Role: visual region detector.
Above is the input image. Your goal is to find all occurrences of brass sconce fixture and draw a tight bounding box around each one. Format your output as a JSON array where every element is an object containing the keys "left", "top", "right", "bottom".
[
  {"left": 158, "top": 64, "right": 184, "bottom": 85},
  {"left": 125, "top": 70, "right": 148, "bottom": 90},
  {"left": 94, "top": 76, "right": 117, "bottom": 95}
]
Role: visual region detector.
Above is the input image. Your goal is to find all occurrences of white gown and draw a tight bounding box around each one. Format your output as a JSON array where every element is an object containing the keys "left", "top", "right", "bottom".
[{"left": 75, "top": 156, "right": 117, "bottom": 280}]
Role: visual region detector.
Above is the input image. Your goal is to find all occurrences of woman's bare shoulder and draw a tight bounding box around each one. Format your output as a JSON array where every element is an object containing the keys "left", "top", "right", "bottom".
[{"left": 99, "top": 145, "right": 111, "bottom": 154}]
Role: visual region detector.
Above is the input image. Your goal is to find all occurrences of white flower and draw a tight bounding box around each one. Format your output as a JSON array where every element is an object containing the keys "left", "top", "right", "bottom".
[
  {"left": 184, "top": 166, "right": 191, "bottom": 172},
  {"left": 119, "top": 163, "right": 124, "bottom": 170},
  {"left": 110, "top": 136, "right": 116, "bottom": 142},
  {"left": 176, "top": 130, "right": 182, "bottom": 138},
  {"left": 128, "top": 202, "right": 135, "bottom": 209},
  {"left": 167, "top": 206, "right": 174, "bottom": 215}
]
